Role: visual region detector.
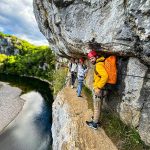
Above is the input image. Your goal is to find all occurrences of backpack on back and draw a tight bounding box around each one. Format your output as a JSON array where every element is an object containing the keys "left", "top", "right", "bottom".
[{"left": 95, "top": 56, "right": 117, "bottom": 84}]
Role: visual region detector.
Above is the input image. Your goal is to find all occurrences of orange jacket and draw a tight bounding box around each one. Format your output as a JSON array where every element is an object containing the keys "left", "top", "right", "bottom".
[{"left": 93, "top": 57, "right": 108, "bottom": 89}]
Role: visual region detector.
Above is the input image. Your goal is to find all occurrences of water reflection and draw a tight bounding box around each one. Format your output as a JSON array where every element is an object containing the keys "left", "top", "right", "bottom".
[{"left": 0, "top": 91, "right": 52, "bottom": 150}]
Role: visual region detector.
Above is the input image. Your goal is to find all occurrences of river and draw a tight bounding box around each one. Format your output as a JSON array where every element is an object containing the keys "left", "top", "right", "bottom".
[{"left": 0, "top": 74, "right": 53, "bottom": 150}]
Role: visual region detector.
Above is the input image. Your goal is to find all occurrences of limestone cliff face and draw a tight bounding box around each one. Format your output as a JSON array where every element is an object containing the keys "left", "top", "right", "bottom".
[
  {"left": 0, "top": 36, "right": 20, "bottom": 55},
  {"left": 33, "top": 0, "right": 150, "bottom": 64},
  {"left": 33, "top": 0, "right": 150, "bottom": 146}
]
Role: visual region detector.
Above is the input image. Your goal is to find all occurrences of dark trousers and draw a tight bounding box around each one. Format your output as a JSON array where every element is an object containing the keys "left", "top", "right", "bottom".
[{"left": 71, "top": 72, "right": 77, "bottom": 86}]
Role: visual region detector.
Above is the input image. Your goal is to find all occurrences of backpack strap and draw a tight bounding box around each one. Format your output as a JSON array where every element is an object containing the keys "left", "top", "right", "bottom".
[
  {"left": 96, "top": 59, "right": 105, "bottom": 63},
  {"left": 94, "top": 66, "right": 101, "bottom": 78},
  {"left": 94, "top": 58, "right": 105, "bottom": 77}
]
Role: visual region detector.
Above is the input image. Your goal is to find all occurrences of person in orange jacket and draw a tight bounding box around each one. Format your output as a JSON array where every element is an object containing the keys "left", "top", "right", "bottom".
[{"left": 86, "top": 50, "right": 108, "bottom": 129}]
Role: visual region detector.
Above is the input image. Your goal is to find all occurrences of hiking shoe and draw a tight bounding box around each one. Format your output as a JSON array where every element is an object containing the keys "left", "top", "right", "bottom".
[
  {"left": 78, "top": 95, "right": 82, "bottom": 97},
  {"left": 91, "top": 116, "right": 101, "bottom": 127},
  {"left": 71, "top": 85, "right": 74, "bottom": 89},
  {"left": 86, "top": 121, "right": 98, "bottom": 130}
]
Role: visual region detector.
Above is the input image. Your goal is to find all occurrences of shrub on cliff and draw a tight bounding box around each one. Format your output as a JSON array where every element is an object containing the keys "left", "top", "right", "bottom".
[
  {"left": 53, "top": 67, "right": 68, "bottom": 95},
  {"left": 0, "top": 32, "right": 55, "bottom": 82}
]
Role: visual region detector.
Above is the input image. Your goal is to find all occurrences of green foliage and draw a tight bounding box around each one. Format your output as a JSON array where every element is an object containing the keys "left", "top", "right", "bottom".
[
  {"left": 0, "top": 32, "right": 55, "bottom": 82},
  {"left": 2, "top": 48, "right": 55, "bottom": 81},
  {"left": 102, "top": 111, "right": 150, "bottom": 150},
  {"left": 0, "top": 32, "right": 50, "bottom": 55},
  {"left": 83, "top": 86, "right": 150, "bottom": 150},
  {"left": 0, "top": 54, "right": 7, "bottom": 62},
  {"left": 0, "top": 32, "right": 13, "bottom": 38},
  {"left": 0, "top": 54, "right": 8, "bottom": 72},
  {"left": 83, "top": 85, "right": 93, "bottom": 111},
  {"left": 0, "top": 32, "right": 5, "bottom": 38},
  {"left": 53, "top": 67, "right": 68, "bottom": 95}
]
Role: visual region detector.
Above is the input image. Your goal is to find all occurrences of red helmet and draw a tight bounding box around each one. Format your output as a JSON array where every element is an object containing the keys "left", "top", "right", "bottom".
[
  {"left": 79, "top": 58, "right": 84, "bottom": 63},
  {"left": 87, "top": 50, "right": 97, "bottom": 59}
]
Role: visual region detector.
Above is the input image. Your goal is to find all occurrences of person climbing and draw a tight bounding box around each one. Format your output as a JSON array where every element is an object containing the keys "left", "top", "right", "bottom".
[
  {"left": 77, "top": 58, "right": 88, "bottom": 97},
  {"left": 69, "top": 58, "right": 78, "bottom": 88},
  {"left": 86, "top": 50, "right": 117, "bottom": 129}
]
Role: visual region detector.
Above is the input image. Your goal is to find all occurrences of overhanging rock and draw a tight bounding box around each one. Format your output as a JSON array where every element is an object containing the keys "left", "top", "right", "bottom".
[{"left": 33, "top": 0, "right": 150, "bottom": 64}]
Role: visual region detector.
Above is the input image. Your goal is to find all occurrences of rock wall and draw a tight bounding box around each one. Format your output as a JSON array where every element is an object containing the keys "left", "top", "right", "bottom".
[
  {"left": 33, "top": 0, "right": 150, "bottom": 64},
  {"left": 0, "top": 36, "right": 19, "bottom": 55},
  {"left": 33, "top": 0, "right": 150, "bottom": 145},
  {"left": 138, "top": 69, "right": 150, "bottom": 146},
  {"left": 85, "top": 57, "right": 150, "bottom": 145},
  {"left": 119, "top": 57, "right": 148, "bottom": 127}
]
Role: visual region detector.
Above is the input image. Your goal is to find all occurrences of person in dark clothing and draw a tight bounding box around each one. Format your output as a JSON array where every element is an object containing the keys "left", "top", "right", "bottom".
[{"left": 69, "top": 58, "right": 78, "bottom": 88}]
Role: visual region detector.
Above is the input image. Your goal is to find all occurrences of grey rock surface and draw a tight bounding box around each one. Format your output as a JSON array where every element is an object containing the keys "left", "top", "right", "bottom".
[
  {"left": 33, "top": 0, "right": 150, "bottom": 146},
  {"left": 138, "top": 69, "right": 150, "bottom": 146},
  {"left": 33, "top": 0, "right": 150, "bottom": 64},
  {"left": 119, "top": 57, "right": 148, "bottom": 127},
  {"left": 0, "top": 36, "right": 20, "bottom": 55},
  {"left": 0, "top": 82, "right": 24, "bottom": 132}
]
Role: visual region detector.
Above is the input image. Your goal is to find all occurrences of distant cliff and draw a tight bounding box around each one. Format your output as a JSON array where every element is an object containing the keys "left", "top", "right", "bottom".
[{"left": 0, "top": 32, "right": 21, "bottom": 55}]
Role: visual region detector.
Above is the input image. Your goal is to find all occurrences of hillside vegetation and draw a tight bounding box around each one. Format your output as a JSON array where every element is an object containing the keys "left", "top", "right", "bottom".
[{"left": 0, "top": 32, "right": 55, "bottom": 81}]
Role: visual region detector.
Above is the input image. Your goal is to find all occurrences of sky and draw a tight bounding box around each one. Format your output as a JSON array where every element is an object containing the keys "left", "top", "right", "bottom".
[{"left": 0, "top": 0, "right": 48, "bottom": 45}]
